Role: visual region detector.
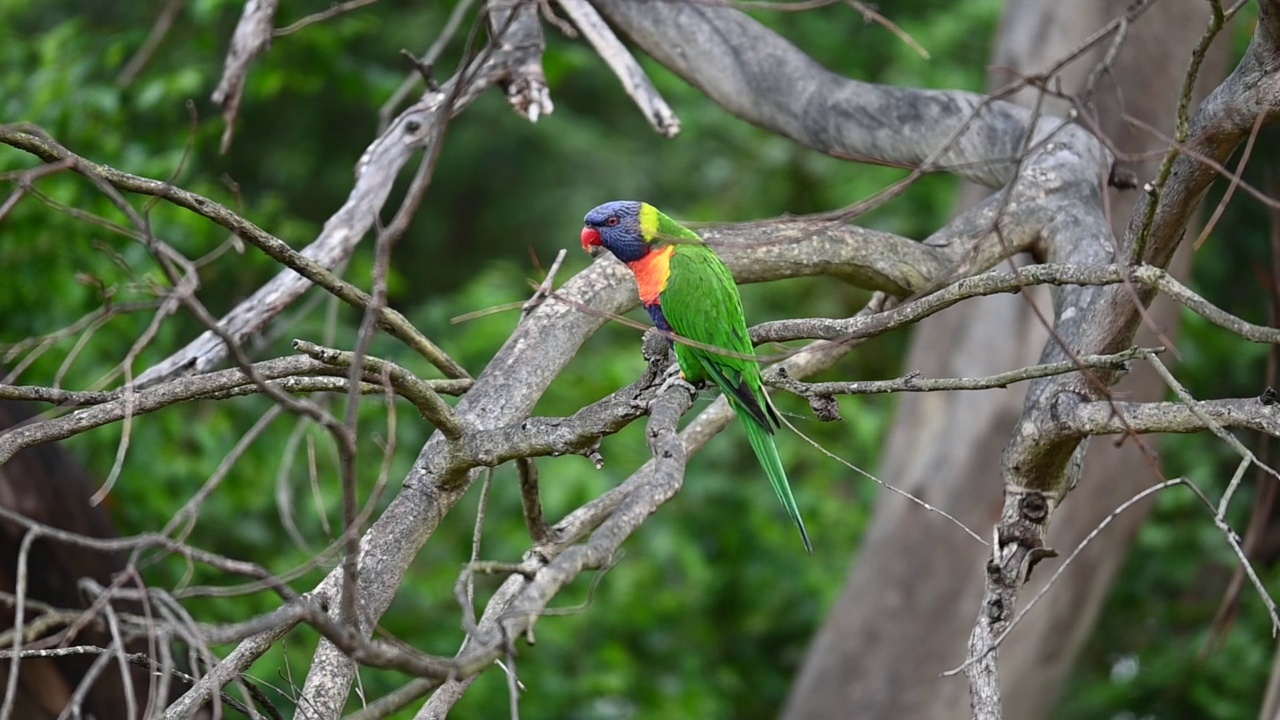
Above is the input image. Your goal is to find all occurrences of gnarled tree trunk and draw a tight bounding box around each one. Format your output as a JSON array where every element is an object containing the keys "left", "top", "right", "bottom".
[{"left": 784, "top": 2, "right": 1231, "bottom": 718}]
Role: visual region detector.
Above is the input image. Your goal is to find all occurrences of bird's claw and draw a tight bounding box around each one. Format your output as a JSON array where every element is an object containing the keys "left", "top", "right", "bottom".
[
  {"left": 654, "top": 369, "right": 699, "bottom": 405},
  {"left": 659, "top": 362, "right": 683, "bottom": 383}
]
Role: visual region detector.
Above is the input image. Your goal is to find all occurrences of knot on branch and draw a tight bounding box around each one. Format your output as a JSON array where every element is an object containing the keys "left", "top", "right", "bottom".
[
  {"left": 985, "top": 596, "right": 1004, "bottom": 621},
  {"left": 997, "top": 491, "right": 1052, "bottom": 548},
  {"left": 765, "top": 367, "right": 842, "bottom": 421},
  {"left": 398, "top": 107, "right": 435, "bottom": 147},
  {"left": 1049, "top": 389, "right": 1090, "bottom": 437},
  {"left": 1108, "top": 164, "right": 1140, "bottom": 189},
  {"left": 808, "top": 394, "right": 843, "bottom": 422},
  {"left": 995, "top": 488, "right": 1060, "bottom": 584},
  {"left": 1017, "top": 491, "right": 1050, "bottom": 524},
  {"left": 1261, "top": 386, "right": 1278, "bottom": 405}
]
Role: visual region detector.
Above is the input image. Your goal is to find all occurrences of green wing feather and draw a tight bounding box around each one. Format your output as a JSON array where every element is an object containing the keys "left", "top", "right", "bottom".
[{"left": 657, "top": 231, "right": 813, "bottom": 554}]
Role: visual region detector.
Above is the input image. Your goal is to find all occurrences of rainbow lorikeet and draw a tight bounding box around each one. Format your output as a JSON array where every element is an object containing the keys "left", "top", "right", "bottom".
[{"left": 580, "top": 201, "right": 812, "bottom": 553}]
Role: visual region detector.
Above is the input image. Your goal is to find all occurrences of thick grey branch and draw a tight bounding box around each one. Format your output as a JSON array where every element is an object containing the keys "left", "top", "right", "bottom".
[
  {"left": 1003, "top": 4, "right": 1280, "bottom": 499},
  {"left": 593, "top": 0, "right": 1060, "bottom": 187},
  {"left": 705, "top": 184, "right": 1062, "bottom": 297},
  {"left": 455, "top": 369, "right": 660, "bottom": 468},
  {"left": 966, "top": 3, "right": 1280, "bottom": 715},
  {"left": 285, "top": 257, "right": 637, "bottom": 718},
  {"left": 1064, "top": 395, "right": 1280, "bottom": 437},
  {"left": 353, "top": 383, "right": 701, "bottom": 720},
  {"left": 451, "top": 383, "right": 693, "bottom": 670},
  {"left": 1129, "top": 0, "right": 1280, "bottom": 268}
]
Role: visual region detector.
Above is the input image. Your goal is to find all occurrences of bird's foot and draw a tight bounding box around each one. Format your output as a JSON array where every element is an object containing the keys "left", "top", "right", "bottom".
[
  {"left": 658, "top": 361, "right": 683, "bottom": 383},
  {"left": 653, "top": 363, "right": 699, "bottom": 405}
]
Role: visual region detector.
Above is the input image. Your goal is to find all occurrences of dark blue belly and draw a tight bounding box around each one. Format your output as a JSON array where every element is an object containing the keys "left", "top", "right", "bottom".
[{"left": 645, "top": 302, "right": 673, "bottom": 343}]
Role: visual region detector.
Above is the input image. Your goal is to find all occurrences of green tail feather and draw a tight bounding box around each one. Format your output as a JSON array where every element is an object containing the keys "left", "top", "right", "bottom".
[{"left": 739, "top": 409, "right": 813, "bottom": 554}]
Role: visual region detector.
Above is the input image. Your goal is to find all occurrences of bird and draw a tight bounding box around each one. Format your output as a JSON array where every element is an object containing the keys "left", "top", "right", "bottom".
[{"left": 580, "top": 200, "right": 812, "bottom": 553}]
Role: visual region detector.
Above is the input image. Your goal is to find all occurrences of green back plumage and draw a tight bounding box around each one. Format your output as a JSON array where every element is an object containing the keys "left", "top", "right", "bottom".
[{"left": 645, "top": 206, "right": 813, "bottom": 553}]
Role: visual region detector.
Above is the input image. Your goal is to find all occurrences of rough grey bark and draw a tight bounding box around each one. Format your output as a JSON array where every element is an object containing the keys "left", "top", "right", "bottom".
[
  {"left": 783, "top": 2, "right": 1231, "bottom": 719},
  {"left": 592, "top": 0, "right": 1056, "bottom": 189}
]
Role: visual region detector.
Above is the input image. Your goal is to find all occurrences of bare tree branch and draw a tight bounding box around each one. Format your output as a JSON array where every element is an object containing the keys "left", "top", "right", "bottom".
[
  {"left": 116, "top": 0, "right": 188, "bottom": 87},
  {"left": 1065, "top": 395, "right": 1280, "bottom": 437},
  {"left": 752, "top": 262, "right": 1280, "bottom": 347},
  {"left": 767, "top": 347, "right": 1156, "bottom": 400},
  {"left": 487, "top": 0, "right": 555, "bottom": 121},
  {"left": 293, "top": 340, "right": 465, "bottom": 439},
  {"left": 212, "top": 0, "right": 280, "bottom": 153},
  {"left": 274, "top": 0, "right": 378, "bottom": 37},
  {"left": 0, "top": 125, "right": 468, "bottom": 383},
  {"left": 962, "top": 1, "right": 1280, "bottom": 714},
  {"left": 592, "top": 0, "right": 1072, "bottom": 187},
  {"left": 557, "top": 0, "right": 680, "bottom": 136}
]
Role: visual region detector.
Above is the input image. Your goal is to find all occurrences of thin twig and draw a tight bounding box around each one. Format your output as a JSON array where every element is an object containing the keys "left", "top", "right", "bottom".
[
  {"left": 768, "top": 347, "right": 1154, "bottom": 398},
  {"left": 0, "top": 530, "right": 38, "bottom": 720},
  {"left": 1192, "top": 109, "right": 1266, "bottom": 250},
  {"left": 845, "top": 1, "right": 929, "bottom": 59},
  {"left": 522, "top": 249, "right": 568, "bottom": 315},
  {"left": 274, "top": 0, "right": 378, "bottom": 36},
  {"left": 0, "top": 645, "right": 282, "bottom": 720},
  {"left": 293, "top": 340, "right": 465, "bottom": 439},
  {"left": 377, "top": 0, "right": 478, "bottom": 130},
  {"left": 117, "top": 0, "right": 188, "bottom": 87}
]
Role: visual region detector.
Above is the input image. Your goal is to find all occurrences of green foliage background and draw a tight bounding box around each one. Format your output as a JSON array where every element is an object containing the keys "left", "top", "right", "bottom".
[{"left": 2, "top": 1, "right": 1278, "bottom": 718}]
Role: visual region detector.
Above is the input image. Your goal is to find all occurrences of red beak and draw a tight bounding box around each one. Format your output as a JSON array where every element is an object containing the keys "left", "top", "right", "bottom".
[{"left": 581, "top": 226, "right": 603, "bottom": 256}]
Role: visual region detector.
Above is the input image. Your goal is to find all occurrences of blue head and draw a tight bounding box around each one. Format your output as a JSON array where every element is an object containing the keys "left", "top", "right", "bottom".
[{"left": 581, "top": 200, "right": 651, "bottom": 263}]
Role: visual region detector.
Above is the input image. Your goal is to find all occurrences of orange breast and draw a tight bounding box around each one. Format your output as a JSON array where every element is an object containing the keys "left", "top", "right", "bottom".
[{"left": 627, "top": 245, "right": 674, "bottom": 305}]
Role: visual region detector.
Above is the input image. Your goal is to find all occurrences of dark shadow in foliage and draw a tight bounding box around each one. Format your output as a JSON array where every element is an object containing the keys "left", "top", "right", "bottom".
[{"left": 0, "top": 401, "right": 205, "bottom": 720}]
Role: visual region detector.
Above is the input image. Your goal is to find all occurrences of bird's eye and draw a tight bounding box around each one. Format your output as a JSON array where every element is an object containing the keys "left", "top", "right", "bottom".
[{"left": 606, "top": 217, "right": 619, "bottom": 226}]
